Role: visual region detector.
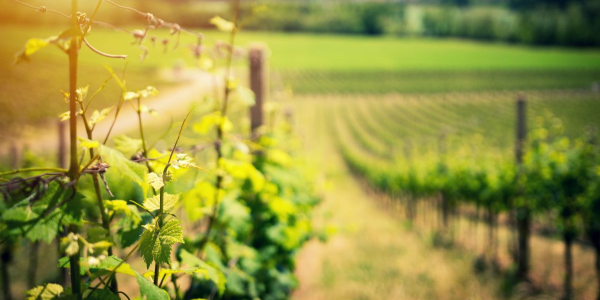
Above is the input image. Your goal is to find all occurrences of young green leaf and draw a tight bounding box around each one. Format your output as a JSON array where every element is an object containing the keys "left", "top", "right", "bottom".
[
  {"left": 89, "top": 106, "right": 114, "bottom": 127},
  {"left": 136, "top": 272, "right": 170, "bottom": 300},
  {"left": 15, "top": 37, "right": 54, "bottom": 64},
  {"left": 26, "top": 283, "right": 64, "bottom": 300},
  {"left": 78, "top": 137, "right": 100, "bottom": 149},
  {"left": 76, "top": 85, "right": 89, "bottom": 103},
  {"left": 62, "top": 232, "right": 80, "bottom": 257},
  {"left": 148, "top": 172, "right": 165, "bottom": 191},
  {"left": 231, "top": 86, "right": 256, "bottom": 107},
  {"left": 210, "top": 16, "right": 235, "bottom": 32},
  {"left": 180, "top": 250, "right": 226, "bottom": 295},
  {"left": 98, "top": 144, "right": 147, "bottom": 188},
  {"left": 143, "top": 193, "right": 179, "bottom": 212},
  {"left": 114, "top": 135, "right": 143, "bottom": 157},
  {"left": 171, "top": 153, "right": 203, "bottom": 170},
  {"left": 139, "top": 220, "right": 184, "bottom": 268}
]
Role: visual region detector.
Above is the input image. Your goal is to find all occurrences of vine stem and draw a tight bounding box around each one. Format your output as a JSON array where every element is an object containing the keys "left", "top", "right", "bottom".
[
  {"left": 136, "top": 97, "right": 153, "bottom": 173},
  {"left": 153, "top": 107, "right": 195, "bottom": 286},
  {"left": 67, "top": 0, "right": 81, "bottom": 299},
  {"left": 0, "top": 167, "right": 68, "bottom": 177},
  {"left": 78, "top": 99, "right": 119, "bottom": 293},
  {"left": 154, "top": 183, "right": 166, "bottom": 285},
  {"left": 198, "top": 0, "right": 240, "bottom": 252}
]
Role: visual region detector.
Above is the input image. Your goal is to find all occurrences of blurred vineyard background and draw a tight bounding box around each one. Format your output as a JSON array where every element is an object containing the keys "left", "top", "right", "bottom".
[{"left": 1, "top": 0, "right": 600, "bottom": 299}]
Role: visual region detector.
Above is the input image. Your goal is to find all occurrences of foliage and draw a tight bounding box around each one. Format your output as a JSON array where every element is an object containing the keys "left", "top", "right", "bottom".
[
  {"left": 0, "top": 1, "right": 321, "bottom": 300},
  {"left": 419, "top": 3, "right": 600, "bottom": 46},
  {"left": 330, "top": 93, "right": 600, "bottom": 298}
]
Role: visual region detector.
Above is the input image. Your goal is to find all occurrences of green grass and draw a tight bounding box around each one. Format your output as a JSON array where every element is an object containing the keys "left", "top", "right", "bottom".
[
  {"left": 250, "top": 34, "right": 600, "bottom": 71},
  {"left": 2, "top": 24, "right": 600, "bottom": 129},
  {"left": 278, "top": 69, "right": 600, "bottom": 94}
]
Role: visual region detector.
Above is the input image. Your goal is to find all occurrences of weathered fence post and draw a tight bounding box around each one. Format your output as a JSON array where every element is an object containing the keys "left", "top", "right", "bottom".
[
  {"left": 249, "top": 43, "right": 267, "bottom": 137},
  {"left": 1, "top": 141, "right": 20, "bottom": 300},
  {"left": 515, "top": 93, "right": 530, "bottom": 281},
  {"left": 9, "top": 142, "right": 21, "bottom": 170},
  {"left": 57, "top": 120, "right": 68, "bottom": 286}
]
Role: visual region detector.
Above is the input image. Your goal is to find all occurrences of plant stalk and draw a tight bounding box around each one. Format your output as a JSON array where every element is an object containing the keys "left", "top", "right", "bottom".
[
  {"left": 67, "top": 0, "right": 81, "bottom": 298},
  {"left": 137, "top": 97, "right": 153, "bottom": 172},
  {"left": 198, "top": 0, "right": 240, "bottom": 252},
  {"left": 154, "top": 183, "right": 165, "bottom": 285}
]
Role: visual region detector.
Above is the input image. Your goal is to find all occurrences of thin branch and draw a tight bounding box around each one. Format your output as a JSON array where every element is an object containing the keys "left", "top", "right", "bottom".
[
  {"left": 84, "top": 76, "right": 113, "bottom": 114},
  {"left": 0, "top": 168, "right": 68, "bottom": 177},
  {"left": 198, "top": 0, "right": 241, "bottom": 253},
  {"left": 105, "top": 0, "right": 146, "bottom": 15},
  {"left": 10, "top": 0, "right": 70, "bottom": 18},
  {"left": 92, "top": 20, "right": 132, "bottom": 34},
  {"left": 83, "top": 38, "right": 127, "bottom": 59}
]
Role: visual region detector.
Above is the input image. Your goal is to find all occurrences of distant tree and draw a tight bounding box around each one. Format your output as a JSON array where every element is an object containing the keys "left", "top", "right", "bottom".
[
  {"left": 442, "top": 0, "right": 471, "bottom": 7},
  {"left": 508, "top": 0, "right": 584, "bottom": 10}
]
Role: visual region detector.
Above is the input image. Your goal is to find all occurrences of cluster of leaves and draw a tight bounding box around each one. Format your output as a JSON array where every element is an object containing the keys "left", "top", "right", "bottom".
[
  {"left": 0, "top": 3, "right": 321, "bottom": 300},
  {"left": 181, "top": 108, "right": 320, "bottom": 300}
]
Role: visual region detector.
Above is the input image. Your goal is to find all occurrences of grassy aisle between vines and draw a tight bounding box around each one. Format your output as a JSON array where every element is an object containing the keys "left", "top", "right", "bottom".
[{"left": 291, "top": 99, "right": 503, "bottom": 300}]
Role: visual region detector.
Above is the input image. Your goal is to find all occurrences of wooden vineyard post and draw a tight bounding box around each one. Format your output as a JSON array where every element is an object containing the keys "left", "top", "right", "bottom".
[
  {"left": 9, "top": 142, "right": 22, "bottom": 170},
  {"left": 57, "top": 120, "right": 68, "bottom": 286},
  {"left": 1, "top": 142, "right": 20, "bottom": 300},
  {"left": 58, "top": 120, "right": 67, "bottom": 168},
  {"left": 249, "top": 43, "right": 267, "bottom": 137},
  {"left": 515, "top": 93, "right": 530, "bottom": 281}
]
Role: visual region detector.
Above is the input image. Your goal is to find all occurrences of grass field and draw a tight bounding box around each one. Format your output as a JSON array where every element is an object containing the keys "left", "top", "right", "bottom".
[{"left": 2, "top": 24, "right": 600, "bottom": 131}]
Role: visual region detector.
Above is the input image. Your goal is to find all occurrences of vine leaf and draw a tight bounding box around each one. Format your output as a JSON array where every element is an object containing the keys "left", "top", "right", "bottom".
[
  {"left": 171, "top": 153, "right": 204, "bottom": 171},
  {"left": 76, "top": 86, "right": 89, "bottom": 103},
  {"left": 124, "top": 86, "right": 158, "bottom": 101},
  {"left": 193, "top": 112, "right": 233, "bottom": 134},
  {"left": 61, "top": 232, "right": 80, "bottom": 257},
  {"left": 58, "top": 255, "right": 137, "bottom": 277},
  {"left": 26, "top": 283, "right": 64, "bottom": 300},
  {"left": 78, "top": 137, "right": 99, "bottom": 149},
  {"left": 98, "top": 144, "right": 147, "bottom": 188},
  {"left": 15, "top": 37, "right": 54, "bottom": 64},
  {"left": 114, "top": 135, "right": 143, "bottom": 157},
  {"left": 148, "top": 172, "right": 165, "bottom": 191},
  {"left": 88, "top": 106, "right": 114, "bottom": 127},
  {"left": 180, "top": 250, "right": 226, "bottom": 295},
  {"left": 143, "top": 193, "right": 179, "bottom": 212},
  {"left": 139, "top": 219, "right": 184, "bottom": 268},
  {"left": 136, "top": 272, "right": 170, "bottom": 300},
  {"left": 105, "top": 200, "right": 142, "bottom": 226},
  {"left": 231, "top": 86, "right": 256, "bottom": 107},
  {"left": 210, "top": 16, "right": 235, "bottom": 32}
]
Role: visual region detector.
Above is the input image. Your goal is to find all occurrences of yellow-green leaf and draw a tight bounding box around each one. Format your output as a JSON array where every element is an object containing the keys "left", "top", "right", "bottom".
[
  {"left": 89, "top": 106, "right": 113, "bottom": 127},
  {"left": 210, "top": 16, "right": 235, "bottom": 32},
  {"left": 143, "top": 193, "right": 179, "bottom": 212},
  {"left": 26, "top": 283, "right": 63, "bottom": 300},
  {"left": 148, "top": 172, "right": 164, "bottom": 191},
  {"left": 78, "top": 137, "right": 99, "bottom": 149},
  {"left": 15, "top": 37, "right": 55, "bottom": 64}
]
